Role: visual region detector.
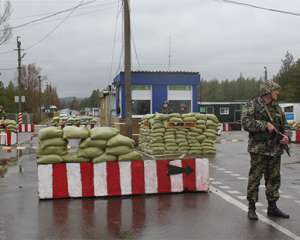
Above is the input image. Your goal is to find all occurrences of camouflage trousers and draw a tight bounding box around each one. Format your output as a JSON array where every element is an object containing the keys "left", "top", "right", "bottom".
[{"left": 247, "top": 153, "right": 281, "bottom": 203}]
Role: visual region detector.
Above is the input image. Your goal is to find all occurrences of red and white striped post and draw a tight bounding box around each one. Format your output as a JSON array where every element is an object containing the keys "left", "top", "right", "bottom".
[{"left": 18, "top": 112, "right": 22, "bottom": 124}]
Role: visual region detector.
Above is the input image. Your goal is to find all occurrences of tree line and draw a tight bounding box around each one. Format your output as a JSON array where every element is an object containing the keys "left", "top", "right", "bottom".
[
  {"left": 59, "top": 89, "right": 101, "bottom": 111},
  {"left": 0, "top": 64, "right": 60, "bottom": 122},
  {"left": 200, "top": 52, "right": 300, "bottom": 102}
]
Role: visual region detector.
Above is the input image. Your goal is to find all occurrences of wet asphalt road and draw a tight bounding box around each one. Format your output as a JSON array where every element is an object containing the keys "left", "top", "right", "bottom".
[{"left": 0, "top": 131, "right": 300, "bottom": 240}]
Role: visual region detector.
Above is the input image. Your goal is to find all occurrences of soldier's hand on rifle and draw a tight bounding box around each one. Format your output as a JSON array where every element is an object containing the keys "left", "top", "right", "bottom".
[
  {"left": 266, "top": 122, "right": 275, "bottom": 133},
  {"left": 280, "top": 135, "right": 289, "bottom": 145}
]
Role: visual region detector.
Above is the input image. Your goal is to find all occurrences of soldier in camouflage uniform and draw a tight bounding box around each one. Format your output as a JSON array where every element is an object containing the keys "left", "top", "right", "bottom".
[{"left": 242, "top": 80, "right": 290, "bottom": 220}]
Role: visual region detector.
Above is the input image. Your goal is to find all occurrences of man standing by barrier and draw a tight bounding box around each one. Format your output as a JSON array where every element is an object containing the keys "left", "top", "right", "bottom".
[{"left": 242, "top": 80, "right": 290, "bottom": 221}]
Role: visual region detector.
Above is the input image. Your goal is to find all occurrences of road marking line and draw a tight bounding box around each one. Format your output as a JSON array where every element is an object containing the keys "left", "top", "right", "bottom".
[
  {"left": 295, "top": 200, "right": 300, "bottom": 205},
  {"left": 219, "top": 186, "right": 231, "bottom": 189},
  {"left": 260, "top": 185, "right": 266, "bottom": 188},
  {"left": 224, "top": 171, "right": 232, "bottom": 173},
  {"left": 227, "top": 190, "right": 241, "bottom": 194},
  {"left": 237, "top": 195, "right": 247, "bottom": 200},
  {"left": 256, "top": 202, "right": 264, "bottom": 207},
  {"left": 231, "top": 173, "right": 240, "bottom": 177},
  {"left": 237, "top": 177, "right": 248, "bottom": 180},
  {"left": 209, "top": 178, "right": 215, "bottom": 181},
  {"left": 210, "top": 186, "right": 300, "bottom": 240},
  {"left": 281, "top": 195, "right": 294, "bottom": 199},
  {"left": 217, "top": 168, "right": 226, "bottom": 171},
  {"left": 262, "top": 209, "right": 268, "bottom": 213},
  {"left": 211, "top": 181, "right": 222, "bottom": 185}
]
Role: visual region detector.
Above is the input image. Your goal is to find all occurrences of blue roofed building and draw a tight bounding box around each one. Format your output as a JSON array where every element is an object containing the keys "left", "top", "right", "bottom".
[{"left": 113, "top": 71, "right": 200, "bottom": 118}]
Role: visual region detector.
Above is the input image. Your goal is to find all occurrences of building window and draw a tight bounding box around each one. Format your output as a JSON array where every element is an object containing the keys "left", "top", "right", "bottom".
[
  {"left": 220, "top": 107, "right": 229, "bottom": 115},
  {"left": 206, "top": 106, "right": 214, "bottom": 114},
  {"left": 284, "top": 106, "right": 293, "bottom": 112},
  {"left": 168, "top": 85, "right": 192, "bottom": 91},
  {"left": 168, "top": 100, "right": 191, "bottom": 113},
  {"left": 132, "top": 85, "right": 151, "bottom": 90},
  {"left": 132, "top": 100, "right": 151, "bottom": 115},
  {"left": 199, "top": 106, "right": 206, "bottom": 113}
]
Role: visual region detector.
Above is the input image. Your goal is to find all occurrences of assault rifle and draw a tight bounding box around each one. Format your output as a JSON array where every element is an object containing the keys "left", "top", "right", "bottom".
[
  {"left": 260, "top": 97, "right": 290, "bottom": 157},
  {"left": 271, "top": 127, "right": 291, "bottom": 157}
]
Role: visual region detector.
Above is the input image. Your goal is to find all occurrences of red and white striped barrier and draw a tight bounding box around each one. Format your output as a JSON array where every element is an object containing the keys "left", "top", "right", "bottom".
[
  {"left": 290, "top": 130, "right": 300, "bottom": 143},
  {"left": 18, "top": 124, "right": 35, "bottom": 133},
  {"left": 0, "top": 131, "right": 18, "bottom": 146},
  {"left": 38, "top": 158, "right": 209, "bottom": 199},
  {"left": 223, "top": 123, "right": 231, "bottom": 131},
  {"left": 18, "top": 112, "right": 22, "bottom": 124}
]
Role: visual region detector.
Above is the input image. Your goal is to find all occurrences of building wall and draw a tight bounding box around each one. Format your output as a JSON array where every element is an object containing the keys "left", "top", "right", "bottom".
[
  {"left": 198, "top": 103, "right": 244, "bottom": 123},
  {"left": 114, "top": 72, "right": 200, "bottom": 117}
]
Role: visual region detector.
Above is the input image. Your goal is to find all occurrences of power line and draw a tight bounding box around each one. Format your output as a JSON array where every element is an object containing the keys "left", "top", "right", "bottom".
[
  {"left": 11, "top": 0, "right": 116, "bottom": 20},
  {"left": 0, "top": 2, "right": 118, "bottom": 55},
  {"left": 21, "top": 3, "right": 117, "bottom": 28},
  {"left": 25, "top": 0, "right": 88, "bottom": 51},
  {"left": 10, "top": 0, "right": 97, "bottom": 30},
  {"left": 219, "top": 0, "right": 300, "bottom": 17},
  {"left": 109, "top": 0, "right": 122, "bottom": 82},
  {"left": 115, "top": 0, "right": 124, "bottom": 77}
]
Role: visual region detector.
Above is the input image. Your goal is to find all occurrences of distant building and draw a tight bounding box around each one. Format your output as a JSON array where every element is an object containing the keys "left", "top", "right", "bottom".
[{"left": 198, "top": 101, "right": 246, "bottom": 123}]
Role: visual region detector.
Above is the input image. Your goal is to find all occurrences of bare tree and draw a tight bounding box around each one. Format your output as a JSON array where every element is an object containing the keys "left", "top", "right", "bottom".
[{"left": 0, "top": 1, "right": 12, "bottom": 46}]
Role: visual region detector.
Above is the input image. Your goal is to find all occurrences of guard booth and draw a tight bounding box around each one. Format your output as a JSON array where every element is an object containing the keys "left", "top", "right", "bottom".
[{"left": 100, "top": 71, "right": 200, "bottom": 139}]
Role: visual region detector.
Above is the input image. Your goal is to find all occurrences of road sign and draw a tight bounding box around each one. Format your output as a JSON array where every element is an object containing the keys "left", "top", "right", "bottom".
[{"left": 14, "top": 96, "right": 25, "bottom": 103}]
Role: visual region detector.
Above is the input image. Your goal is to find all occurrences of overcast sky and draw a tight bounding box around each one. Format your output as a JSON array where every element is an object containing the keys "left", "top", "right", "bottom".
[{"left": 1, "top": 0, "right": 300, "bottom": 98}]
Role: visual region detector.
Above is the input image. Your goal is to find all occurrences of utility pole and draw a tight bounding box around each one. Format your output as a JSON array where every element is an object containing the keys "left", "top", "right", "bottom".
[
  {"left": 264, "top": 66, "right": 268, "bottom": 81},
  {"left": 16, "top": 36, "right": 24, "bottom": 114},
  {"left": 38, "top": 75, "right": 42, "bottom": 122},
  {"left": 123, "top": 0, "right": 132, "bottom": 138}
]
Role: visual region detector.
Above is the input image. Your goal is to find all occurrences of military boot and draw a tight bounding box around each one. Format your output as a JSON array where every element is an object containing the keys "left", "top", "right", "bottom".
[
  {"left": 267, "top": 201, "right": 290, "bottom": 218},
  {"left": 248, "top": 201, "right": 258, "bottom": 220}
]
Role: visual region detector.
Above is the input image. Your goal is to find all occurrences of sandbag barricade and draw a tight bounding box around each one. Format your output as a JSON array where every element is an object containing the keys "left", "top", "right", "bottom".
[
  {"left": 0, "top": 131, "right": 18, "bottom": 146},
  {"left": 37, "top": 158, "right": 209, "bottom": 199},
  {"left": 60, "top": 124, "right": 95, "bottom": 129},
  {"left": 290, "top": 130, "right": 300, "bottom": 143},
  {"left": 18, "top": 124, "right": 35, "bottom": 133}
]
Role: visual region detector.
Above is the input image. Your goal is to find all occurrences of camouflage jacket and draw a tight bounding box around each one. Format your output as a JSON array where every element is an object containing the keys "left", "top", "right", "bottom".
[{"left": 241, "top": 97, "right": 286, "bottom": 156}]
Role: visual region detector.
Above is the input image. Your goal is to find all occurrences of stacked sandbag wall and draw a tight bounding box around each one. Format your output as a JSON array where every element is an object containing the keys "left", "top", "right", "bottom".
[
  {"left": 139, "top": 113, "right": 219, "bottom": 156},
  {"left": 36, "top": 126, "right": 141, "bottom": 165},
  {"left": 0, "top": 119, "right": 18, "bottom": 132}
]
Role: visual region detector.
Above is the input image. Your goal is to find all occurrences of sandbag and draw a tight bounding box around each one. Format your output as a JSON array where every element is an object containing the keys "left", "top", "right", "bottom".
[
  {"left": 183, "top": 117, "right": 197, "bottom": 122},
  {"left": 107, "top": 134, "right": 135, "bottom": 148},
  {"left": 39, "top": 138, "right": 67, "bottom": 149},
  {"left": 207, "top": 114, "right": 219, "bottom": 123},
  {"left": 39, "top": 127, "right": 63, "bottom": 140},
  {"left": 169, "top": 117, "right": 183, "bottom": 123},
  {"left": 93, "top": 153, "right": 117, "bottom": 163},
  {"left": 106, "top": 146, "right": 133, "bottom": 156},
  {"left": 62, "top": 153, "right": 89, "bottom": 163},
  {"left": 195, "top": 114, "right": 207, "bottom": 121},
  {"left": 118, "top": 151, "right": 142, "bottom": 161},
  {"left": 80, "top": 138, "right": 107, "bottom": 149},
  {"left": 182, "top": 113, "right": 195, "bottom": 118},
  {"left": 63, "top": 126, "right": 90, "bottom": 139},
  {"left": 37, "top": 155, "right": 63, "bottom": 164},
  {"left": 90, "top": 127, "right": 119, "bottom": 140},
  {"left": 37, "top": 146, "right": 67, "bottom": 156},
  {"left": 78, "top": 147, "right": 103, "bottom": 158}
]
